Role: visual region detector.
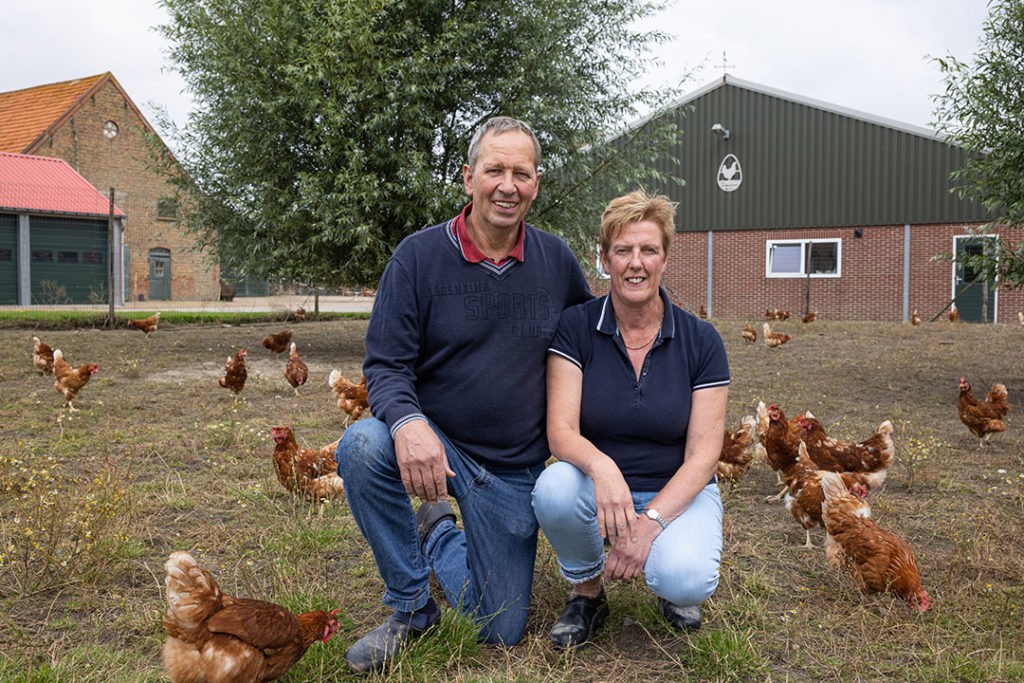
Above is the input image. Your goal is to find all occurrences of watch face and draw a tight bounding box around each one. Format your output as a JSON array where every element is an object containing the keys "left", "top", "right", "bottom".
[{"left": 103, "top": 121, "right": 119, "bottom": 138}]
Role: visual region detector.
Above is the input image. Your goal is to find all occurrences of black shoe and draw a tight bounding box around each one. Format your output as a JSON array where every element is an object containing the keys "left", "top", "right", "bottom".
[
  {"left": 658, "top": 597, "right": 702, "bottom": 631},
  {"left": 344, "top": 599, "right": 441, "bottom": 673},
  {"left": 416, "top": 500, "right": 456, "bottom": 550},
  {"left": 549, "top": 592, "right": 609, "bottom": 648}
]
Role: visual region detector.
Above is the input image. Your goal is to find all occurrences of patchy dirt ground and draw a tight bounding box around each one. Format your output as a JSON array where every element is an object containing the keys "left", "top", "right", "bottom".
[{"left": 2, "top": 316, "right": 1023, "bottom": 681}]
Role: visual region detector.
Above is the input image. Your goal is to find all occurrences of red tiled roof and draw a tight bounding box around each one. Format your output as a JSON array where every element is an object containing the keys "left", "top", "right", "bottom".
[
  {"left": 0, "top": 73, "right": 111, "bottom": 153},
  {"left": 0, "top": 152, "right": 125, "bottom": 217}
]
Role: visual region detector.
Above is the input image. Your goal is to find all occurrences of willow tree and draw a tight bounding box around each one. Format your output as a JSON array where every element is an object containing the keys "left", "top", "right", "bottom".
[
  {"left": 158, "top": 0, "right": 685, "bottom": 288},
  {"left": 933, "top": 0, "right": 1024, "bottom": 288}
]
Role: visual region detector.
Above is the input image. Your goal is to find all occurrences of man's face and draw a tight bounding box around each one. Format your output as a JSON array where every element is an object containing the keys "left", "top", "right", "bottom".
[{"left": 462, "top": 130, "right": 540, "bottom": 234}]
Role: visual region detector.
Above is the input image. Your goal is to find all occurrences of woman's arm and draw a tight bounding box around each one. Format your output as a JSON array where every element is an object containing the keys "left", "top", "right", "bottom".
[
  {"left": 605, "top": 384, "right": 728, "bottom": 581},
  {"left": 546, "top": 354, "right": 637, "bottom": 540},
  {"left": 643, "top": 384, "right": 729, "bottom": 522}
]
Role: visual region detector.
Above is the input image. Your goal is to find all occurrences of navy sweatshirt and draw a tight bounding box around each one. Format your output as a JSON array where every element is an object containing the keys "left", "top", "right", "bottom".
[{"left": 363, "top": 214, "right": 592, "bottom": 469}]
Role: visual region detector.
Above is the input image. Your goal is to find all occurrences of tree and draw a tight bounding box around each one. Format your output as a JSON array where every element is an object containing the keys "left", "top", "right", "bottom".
[
  {"left": 157, "top": 0, "right": 685, "bottom": 288},
  {"left": 933, "top": 0, "right": 1024, "bottom": 288}
]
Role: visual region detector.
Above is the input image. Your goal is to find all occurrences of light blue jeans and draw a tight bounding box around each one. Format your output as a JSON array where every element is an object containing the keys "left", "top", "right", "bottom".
[
  {"left": 532, "top": 461, "right": 722, "bottom": 607},
  {"left": 336, "top": 417, "right": 544, "bottom": 645}
]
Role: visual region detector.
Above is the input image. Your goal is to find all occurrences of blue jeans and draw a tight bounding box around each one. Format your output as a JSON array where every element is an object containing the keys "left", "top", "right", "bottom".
[
  {"left": 336, "top": 417, "right": 544, "bottom": 645},
  {"left": 532, "top": 461, "right": 722, "bottom": 607}
]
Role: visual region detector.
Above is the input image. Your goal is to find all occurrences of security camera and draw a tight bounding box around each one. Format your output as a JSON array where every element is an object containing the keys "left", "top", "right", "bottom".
[{"left": 711, "top": 123, "right": 730, "bottom": 140}]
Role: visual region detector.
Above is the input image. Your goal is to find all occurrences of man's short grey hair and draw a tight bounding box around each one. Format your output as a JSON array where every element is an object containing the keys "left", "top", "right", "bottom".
[{"left": 467, "top": 116, "right": 542, "bottom": 171}]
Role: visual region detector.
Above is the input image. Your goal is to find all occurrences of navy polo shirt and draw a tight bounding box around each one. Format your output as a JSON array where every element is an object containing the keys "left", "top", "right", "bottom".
[{"left": 548, "top": 289, "right": 730, "bottom": 491}]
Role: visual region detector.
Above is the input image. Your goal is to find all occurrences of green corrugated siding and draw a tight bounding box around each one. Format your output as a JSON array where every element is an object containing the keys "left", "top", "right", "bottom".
[
  {"left": 634, "top": 82, "right": 990, "bottom": 231},
  {"left": 29, "top": 216, "right": 108, "bottom": 304},
  {"left": 0, "top": 213, "right": 16, "bottom": 304}
]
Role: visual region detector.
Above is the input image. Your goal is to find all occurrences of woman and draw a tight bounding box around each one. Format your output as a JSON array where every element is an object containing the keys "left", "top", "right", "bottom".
[{"left": 532, "top": 190, "right": 730, "bottom": 648}]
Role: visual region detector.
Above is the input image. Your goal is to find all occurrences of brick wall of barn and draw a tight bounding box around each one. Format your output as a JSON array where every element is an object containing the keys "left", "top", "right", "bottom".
[
  {"left": 595, "top": 223, "right": 1024, "bottom": 324},
  {"left": 31, "top": 81, "right": 218, "bottom": 302}
]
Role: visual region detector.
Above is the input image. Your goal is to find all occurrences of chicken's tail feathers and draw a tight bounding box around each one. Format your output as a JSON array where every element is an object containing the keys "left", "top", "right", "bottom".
[
  {"left": 327, "top": 368, "right": 340, "bottom": 390},
  {"left": 164, "top": 551, "right": 222, "bottom": 626},
  {"left": 307, "top": 474, "right": 345, "bottom": 499},
  {"left": 740, "top": 414, "right": 756, "bottom": 434},
  {"left": 986, "top": 383, "right": 1010, "bottom": 409},
  {"left": 820, "top": 471, "right": 850, "bottom": 503},
  {"left": 319, "top": 438, "right": 342, "bottom": 459},
  {"left": 53, "top": 349, "right": 64, "bottom": 361},
  {"left": 857, "top": 468, "right": 887, "bottom": 489},
  {"left": 755, "top": 402, "right": 771, "bottom": 438}
]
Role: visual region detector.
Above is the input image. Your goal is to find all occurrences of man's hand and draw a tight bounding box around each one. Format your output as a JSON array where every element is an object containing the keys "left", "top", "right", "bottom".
[{"left": 394, "top": 420, "right": 455, "bottom": 503}]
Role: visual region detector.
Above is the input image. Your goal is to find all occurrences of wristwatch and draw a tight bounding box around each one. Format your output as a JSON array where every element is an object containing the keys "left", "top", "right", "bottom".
[{"left": 643, "top": 508, "right": 668, "bottom": 530}]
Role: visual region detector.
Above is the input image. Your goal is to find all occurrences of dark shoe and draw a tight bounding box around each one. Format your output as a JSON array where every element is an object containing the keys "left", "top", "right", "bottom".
[
  {"left": 345, "top": 599, "right": 441, "bottom": 673},
  {"left": 416, "top": 500, "right": 456, "bottom": 550},
  {"left": 658, "top": 597, "right": 702, "bottom": 631},
  {"left": 549, "top": 592, "right": 609, "bottom": 648}
]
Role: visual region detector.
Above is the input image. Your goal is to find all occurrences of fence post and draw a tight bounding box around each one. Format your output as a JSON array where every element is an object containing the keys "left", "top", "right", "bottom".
[{"left": 107, "top": 188, "right": 115, "bottom": 328}]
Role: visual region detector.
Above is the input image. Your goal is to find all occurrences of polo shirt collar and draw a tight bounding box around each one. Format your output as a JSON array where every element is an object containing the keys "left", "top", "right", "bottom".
[
  {"left": 451, "top": 202, "right": 525, "bottom": 265},
  {"left": 596, "top": 287, "right": 677, "bottom": 340}
]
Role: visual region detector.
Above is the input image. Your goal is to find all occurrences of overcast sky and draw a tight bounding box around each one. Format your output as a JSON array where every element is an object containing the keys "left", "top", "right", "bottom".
[{"left": 0, "top": 0, "right": 992, "bottom": 144}]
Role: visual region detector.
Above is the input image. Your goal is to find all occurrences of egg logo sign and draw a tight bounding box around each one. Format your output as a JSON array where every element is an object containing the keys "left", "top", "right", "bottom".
[{"left": 717, "top": 154, "right": 742, "bottom": 192}]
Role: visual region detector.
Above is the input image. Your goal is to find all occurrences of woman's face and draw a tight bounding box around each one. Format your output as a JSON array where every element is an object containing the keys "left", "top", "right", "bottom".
[{"left": 602, "top": 219, "right": 666, "bottom": 307}]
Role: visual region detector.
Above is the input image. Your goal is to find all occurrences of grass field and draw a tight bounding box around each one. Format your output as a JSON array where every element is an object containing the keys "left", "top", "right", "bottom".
[{"left": 1, "top": 316, "right": 1022, "bottom": 682}]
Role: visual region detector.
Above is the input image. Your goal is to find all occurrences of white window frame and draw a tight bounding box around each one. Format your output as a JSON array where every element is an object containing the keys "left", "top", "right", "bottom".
[{"left": 765, "top": 238, "right": 842, "bottom": 278}]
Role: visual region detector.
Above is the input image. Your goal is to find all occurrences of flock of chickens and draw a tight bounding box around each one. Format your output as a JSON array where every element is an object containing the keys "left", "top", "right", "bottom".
[
  {"left": 30, "top": 312, "right": 373, "bottom": 681},
  {"left": 715, "top": 376, "right": 1010, "bottom": 615},
  {"left": 28, "top": 309, "right": 1014, "bottom": 680}
]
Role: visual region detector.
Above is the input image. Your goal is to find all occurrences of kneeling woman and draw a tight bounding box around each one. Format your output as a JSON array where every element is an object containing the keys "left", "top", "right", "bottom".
[{"left": 532, "top": 190, "right": 730, "bottom": 648}]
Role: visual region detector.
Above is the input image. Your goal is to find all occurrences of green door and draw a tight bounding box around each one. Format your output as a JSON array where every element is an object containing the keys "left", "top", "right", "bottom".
[
  {"left": 0, "top": 214, "right": 17, "bottom": 304},
  {"left": 149, "top": 248, "right": 171, "bottom": 301},
  {"left": 30, "top": 217, "right": 108, "bottom": 304},
  {"left": 953, "top": 235, "right": 997, "bottom": 323}
]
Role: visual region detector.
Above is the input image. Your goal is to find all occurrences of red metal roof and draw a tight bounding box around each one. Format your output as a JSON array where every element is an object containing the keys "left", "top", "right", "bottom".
[{"left": 0, "top": 152, "right": 125, "bottom": 217}]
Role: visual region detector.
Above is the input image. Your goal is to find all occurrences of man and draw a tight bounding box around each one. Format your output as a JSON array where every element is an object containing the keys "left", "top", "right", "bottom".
[{"left": 337, "top": 116, "right": 592, "bottom": 673}]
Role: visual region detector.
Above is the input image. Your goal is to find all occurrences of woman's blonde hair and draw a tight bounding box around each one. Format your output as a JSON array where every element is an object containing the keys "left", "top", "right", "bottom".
[{"left": 599, "top": 190, "right": 677, "bottom": 256}]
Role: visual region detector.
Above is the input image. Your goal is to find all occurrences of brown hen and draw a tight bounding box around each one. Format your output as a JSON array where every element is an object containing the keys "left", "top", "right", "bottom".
[
  {"left": 52, "top": 349, "right": 100, "bottom": 411},
  {"left": 328, "top": 370, "right": 369, "bottom": 424},
  {"left": 762, "top": 322, "right": 791, "bottom": 348},
  {"left": 262, "top": 330, "right": 293, "bottom": 355},
  {"left": 219, "top": 349, "right": 248, "bottom": 395},
  {"left": 795, "top": 412, "right": 893, "bottom": 479},
  {"left": 270, "top": 426, "right": 344, "bottom": 499},
  {"left": 283, "top": 343, "right": 308, "bottom": 396},
  {"left": 820, "top": 472, "right": 930, "bottom": 611},
  {"left": 127, "top": 311, "right": 160, "bottom": 336},
  {"left": 717, "top": 415, "right": 756, "bottom": 486},
  {"left": 33, "top": 336, "right": 55, "bottom": 375},
  {"left": 162, "top": 550, "right": 339, "bottom": 682},
  {"left": 958, "top": 376, "right": 1010, "bottom": 446},
  {"left": 783, "top": 442, "right": 881, "bottom": 548}
]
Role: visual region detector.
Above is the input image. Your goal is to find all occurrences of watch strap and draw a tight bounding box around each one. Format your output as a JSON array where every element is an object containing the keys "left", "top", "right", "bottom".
[{"left": 644, "top": 508, "right": 668, "bottom": 530}]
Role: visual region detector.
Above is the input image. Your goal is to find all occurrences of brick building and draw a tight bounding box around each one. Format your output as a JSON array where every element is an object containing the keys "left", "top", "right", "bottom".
[
  {"left": 0, "top": 72, "right": 218, "bottom": 303},
  {"left": 604, "top": 75, "right": 1024, "bottom": 323}
]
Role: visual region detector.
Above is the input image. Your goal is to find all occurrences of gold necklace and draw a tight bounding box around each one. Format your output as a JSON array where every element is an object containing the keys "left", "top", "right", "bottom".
[{"left": 614, "top": 313, "right": 663, "bottom": 350}]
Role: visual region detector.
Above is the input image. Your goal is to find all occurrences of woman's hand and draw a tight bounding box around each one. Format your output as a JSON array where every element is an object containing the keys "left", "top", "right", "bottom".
[
  {"left": 605, "top": 516, "right": 660, "bottom": 581},
  {"left": 590, "top": 458, "right": 637, "bottom": 542}
]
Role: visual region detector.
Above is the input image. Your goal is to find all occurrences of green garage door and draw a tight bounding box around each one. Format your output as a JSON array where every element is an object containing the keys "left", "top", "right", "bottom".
[
  {"left": 30, "top": 216, "right": 108, "bottom": 305},
  {"left": 0, "top": 214, "right": 17, "bottom": 305}
]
